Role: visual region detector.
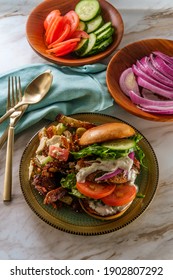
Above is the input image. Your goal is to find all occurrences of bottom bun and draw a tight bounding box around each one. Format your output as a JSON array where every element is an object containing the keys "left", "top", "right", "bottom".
[{"left": 79, "top": 199, "right": 132, "bottom": 221}]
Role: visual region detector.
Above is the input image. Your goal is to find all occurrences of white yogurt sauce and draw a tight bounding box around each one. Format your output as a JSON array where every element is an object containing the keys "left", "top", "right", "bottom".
[
  {"left": 88, "top": 200, "right": 132, "bottom": 216},
  {"left": 76, "top": 156, "right": 133, "bottom": 183}
]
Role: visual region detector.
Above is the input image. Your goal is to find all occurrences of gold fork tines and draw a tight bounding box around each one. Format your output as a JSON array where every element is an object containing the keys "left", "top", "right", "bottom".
[
  {"left": 3, "top": 76, "right": 23, "bottom": 202},
  {"left": 0, "top": 77, "right": 26, "bottom": 150}
]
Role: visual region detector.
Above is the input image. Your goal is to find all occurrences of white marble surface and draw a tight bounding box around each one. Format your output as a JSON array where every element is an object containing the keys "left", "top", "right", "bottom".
[{"left": 0, "top": 0, "right": 173, "bottom": 260}]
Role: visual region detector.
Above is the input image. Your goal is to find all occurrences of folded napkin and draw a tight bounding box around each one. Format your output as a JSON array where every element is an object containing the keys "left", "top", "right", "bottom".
[{"left": 0, "top": 63, "right": 113, "bottom": 136}]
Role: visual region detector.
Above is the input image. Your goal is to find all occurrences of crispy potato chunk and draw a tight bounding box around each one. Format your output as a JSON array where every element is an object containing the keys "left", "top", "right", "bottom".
[{"left": 56, "top": 114, "right": 95, "bottom": 129}]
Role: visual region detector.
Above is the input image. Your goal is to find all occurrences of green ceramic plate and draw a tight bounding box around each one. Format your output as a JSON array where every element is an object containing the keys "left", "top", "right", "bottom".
[{"left": 19, "top": 113, "right": 159, "bottom": 235}]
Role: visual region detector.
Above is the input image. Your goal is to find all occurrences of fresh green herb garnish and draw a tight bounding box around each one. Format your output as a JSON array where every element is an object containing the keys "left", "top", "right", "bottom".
[
  {"left": 71, "top": 133, "right": 145, "bottom": 165},
  {"left": 61, "top": 173, "right": 85, "bottom": 198}
]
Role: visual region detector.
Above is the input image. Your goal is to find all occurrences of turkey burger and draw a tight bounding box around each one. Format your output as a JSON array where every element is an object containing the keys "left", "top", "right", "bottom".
[{"left": 67, "top": 121, "right": 144, "bottom": 220}]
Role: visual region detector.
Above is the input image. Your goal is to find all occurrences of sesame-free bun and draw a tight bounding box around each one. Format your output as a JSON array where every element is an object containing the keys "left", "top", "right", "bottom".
[
  {"left": 79, "top": 122, "right": 135, "bottom": 146},
  {"left": 79, "top": 199, "right": 132, "bottom": 220}
]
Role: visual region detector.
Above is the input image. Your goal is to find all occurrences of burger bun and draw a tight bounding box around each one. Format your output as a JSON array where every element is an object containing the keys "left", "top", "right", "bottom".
[
  {"left": 79, "top": 199, "right": 132, "bottom": 221},
  {"left": 79, "top": 122, "right": 135, "bottom": 146}
]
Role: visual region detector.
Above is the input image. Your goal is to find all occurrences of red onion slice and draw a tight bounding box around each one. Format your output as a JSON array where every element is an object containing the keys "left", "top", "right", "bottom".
[
  {"left": 132, "top": 64, "right": 173, "bottom": 91},
  {"left": 119, "top": 67, "right": 140, "bottom": 97},
  {"left": 137, "top": 56, "right": 173, "bottom": 88},
  {"left": 95, "top": 154, "right": 134, "bottom": 182},
  {"left": 137, "top": 77, "right": 173, "bottom": 99},
  {"left": 128, "top": 151, "right": 135, "bottom": 160},
  {"left": 95, "top": 168, "right": 123, "bottom": 181},
  {"left": 153, "top": 51, "right": 173, "bottom": 65},
  {"left": 139, "top": 106, "right": 173, "bottom": 114},
  {"left": 141, "top": 88, "right": 164, "bottom": 100},
  {"left": 129, "top": 90, "right": 173, "bottom": 107},
  {"left": 154, "top": 55, "right": 173, "bottom": 76},
  {"left": 150, "top": 54, "right": 173, "bottom": 79}
]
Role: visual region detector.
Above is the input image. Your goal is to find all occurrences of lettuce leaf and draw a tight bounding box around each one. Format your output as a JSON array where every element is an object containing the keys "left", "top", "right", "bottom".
[
  {"left": 71, "top": 134, "right": 145, "bottom": 165},
  {"left": 71, "top": 144, "right": 130, "bottom": 160},
  {"left": 60, "top": 173, "right": 85, "bottom": 198}
]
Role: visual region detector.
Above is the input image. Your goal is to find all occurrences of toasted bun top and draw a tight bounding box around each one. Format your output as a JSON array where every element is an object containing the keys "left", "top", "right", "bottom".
[{"left": 79, "top": 122, "right": 135, "bottom": 146}]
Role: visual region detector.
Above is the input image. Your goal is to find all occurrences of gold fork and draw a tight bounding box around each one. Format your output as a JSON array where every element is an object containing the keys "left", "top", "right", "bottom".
[
  {"left": 3, "top": 76, "right": 25, "bottom": 202},
  {"left": 0, "top": 84, "right": 28, "bottom": 150}
]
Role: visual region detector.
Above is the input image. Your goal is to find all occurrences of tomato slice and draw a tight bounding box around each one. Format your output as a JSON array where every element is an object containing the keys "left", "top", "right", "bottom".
[
  {"left": 45, "top": 15, "right": 55, "bottom": 37},
  {"left": 54, "top": 42, "right": 78, "bottom": 56},
  {"left": 44, "top": 9, "right": 85, "bottom": 56},
  {"left": 101, "top": 184, "right": 137, "bottom": 206},
  {"left": 50, "top": 17, "right": 70, "bottom": 43},
  {"left": 48, "top": 22, "right": 71, "bottom": 48},
  {"left": 45, "top": 15, "right": 61, "bottom": 44},
  {"left": 76, "top": 181, "right": 116, "bottom": 199},
  {"left": 47, "top": 38, "right": 80, "bottom": 54},
  {"left": 64, "top": 10, "right": 80, "bottom": 38},
  {"left": 70, "top": 30, "right": 89, "bottom": 39},
  {"left": 44, "top": 10, "right": 61, "bottom": 30}
]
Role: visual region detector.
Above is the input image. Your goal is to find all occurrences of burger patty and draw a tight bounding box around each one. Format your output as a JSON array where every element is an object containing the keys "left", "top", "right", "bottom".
[
  {"left": 86, "top": 170, "right": 129, "bottom": 184},
  {"left": 77, "top": 157, "right": 140, "bottom": 185}
]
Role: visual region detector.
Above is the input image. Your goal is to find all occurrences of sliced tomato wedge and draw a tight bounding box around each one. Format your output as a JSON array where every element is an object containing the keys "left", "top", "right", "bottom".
[
  {"left": 70, "top": 30, "right": 89, "bottom": 39},
  {"left": 47, "top": 38, "right": 80, "bottom": 54},
  {"left": 44, "top": 10, "right": 61, "bottom": 30},
  {"left": 64, "top": 10, "right": 80, "bottom": 38},
  {"left": 45, "top": 15, "right": 62, "bottom": 44},
  {"left": 45, "top": 16, "right": 55, "bottom": 37},
  {"left": 76, "top": 181, "right": 116, "bottom": 199},
  {"left": 54, "top": 42, "right": 78, "bottom": 56},
  {"left": 48, "top": 22, "right": 71, "bottom": 48},
  {"left": 101, "top": 184, "right": 137, "bottom": 206},
  {"left": 50, "top": 17, "right": 70, "bottom": 44},
  {"left": 49, "top": 145, "right": 69, "bottom": 161},
  {"left": 44, "top": 9, "right": 86, "bottom": 56}
]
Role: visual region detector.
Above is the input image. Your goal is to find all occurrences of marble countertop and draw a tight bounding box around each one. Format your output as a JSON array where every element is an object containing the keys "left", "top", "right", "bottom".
[{"left": 0, "top": 0, "right": 173, "bottom": 260}]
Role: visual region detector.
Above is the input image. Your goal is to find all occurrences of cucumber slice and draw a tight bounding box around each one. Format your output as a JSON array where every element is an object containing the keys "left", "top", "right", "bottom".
[
  {"left": 74, "top": 38, "right": 89, "bottom": 56},
  {"left": 36, "top": 155, "right": 54, "bottom": 165},
  {"left": 56, "top": 123, "right": 66, "bottom": 135},
  {"left": 77, "top": 21, "right": 86, "bottom": 31},
  {"left": 96, "top": 27, "right": 114, "bottom": 43},
  {"left": 94, "top": 21, "right": 112, "bottom": 36},
  {"left": 86, "top": 15, "right": 103, "bottom": 33},
  {"left": 102, "top": 139, "right": 136, "bottom": 151},
  {"left": 80, "top": 33, "right": 97, "bottom": 56},
  {"left": 75, "top": 0, "right": 101, "bottom": 21},
  {"left": 88, "top": 35, "right": 113, "bottom": 55}
]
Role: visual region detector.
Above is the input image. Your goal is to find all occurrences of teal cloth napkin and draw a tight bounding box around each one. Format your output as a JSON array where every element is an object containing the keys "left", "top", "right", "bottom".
[{"left": 0, "top": 63, "right": 113, "bottom": 136}]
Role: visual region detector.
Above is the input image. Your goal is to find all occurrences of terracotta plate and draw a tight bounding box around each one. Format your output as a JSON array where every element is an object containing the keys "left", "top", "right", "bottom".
[
  {"left": 106, "top": 38, "right": 173, "bottom": 121},
  {"left": 26, "top": 0, "right": 124, "bottom": 66}
]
